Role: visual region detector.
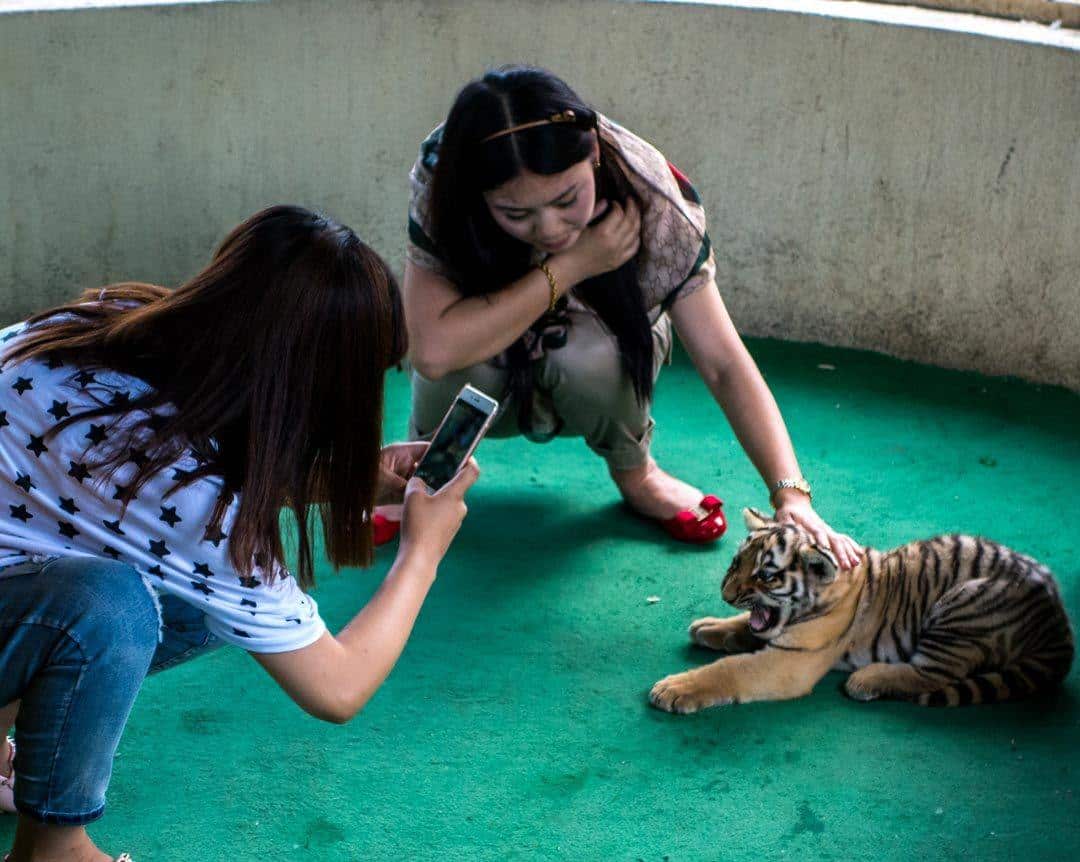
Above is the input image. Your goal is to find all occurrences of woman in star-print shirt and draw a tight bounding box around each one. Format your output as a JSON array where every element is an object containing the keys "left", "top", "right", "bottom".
[{"left": 0, "top": 206, "right": 476, "bottom": 862}]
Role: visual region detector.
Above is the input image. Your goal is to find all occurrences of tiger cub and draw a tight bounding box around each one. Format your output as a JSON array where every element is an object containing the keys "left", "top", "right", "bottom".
[{"left": 650, "top": 508, "right": 1073, "bottom": 713}]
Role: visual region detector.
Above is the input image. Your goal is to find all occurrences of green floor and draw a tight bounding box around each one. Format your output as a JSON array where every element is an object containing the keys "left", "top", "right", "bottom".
[{"left": 4, "top": 339, "right": 1078, "bottom": 861}]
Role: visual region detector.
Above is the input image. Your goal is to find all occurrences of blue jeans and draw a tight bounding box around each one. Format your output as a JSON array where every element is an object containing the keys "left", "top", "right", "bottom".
[{"left": 0, "top": 556, "right": 221, "bottom": 824}]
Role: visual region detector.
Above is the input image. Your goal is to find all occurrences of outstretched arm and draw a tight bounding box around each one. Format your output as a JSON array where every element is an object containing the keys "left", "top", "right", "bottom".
[
  {"left": 669, "top": 284, "right": 862, "bottom": 569},
  {"left": 253, "top": 464, "right": 478, "bottom": 723}
]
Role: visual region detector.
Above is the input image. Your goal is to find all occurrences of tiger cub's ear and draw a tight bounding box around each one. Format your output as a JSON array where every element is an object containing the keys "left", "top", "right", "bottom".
[
  {"left": 799, "top": 546, "right": 838, "bottom": 583},
  {"left": 743, "top": 507, "right": 775, "bottom": 531}
]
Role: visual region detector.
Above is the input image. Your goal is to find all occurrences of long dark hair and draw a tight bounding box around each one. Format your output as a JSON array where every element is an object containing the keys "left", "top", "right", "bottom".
[
  {"left": 430, "top": 66, "right": 654, "bottom": 420},
  {"left": 4, "top": 205, "right": 406, "bottom": 588}
]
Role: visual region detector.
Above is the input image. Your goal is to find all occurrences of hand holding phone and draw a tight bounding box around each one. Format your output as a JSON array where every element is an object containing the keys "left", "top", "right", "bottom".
[
  {"left": 413, "top": 384, "right": 499, "bottom": 492},
  {"left": 400, "top": 459, "right": 480, "bottom": 567}
]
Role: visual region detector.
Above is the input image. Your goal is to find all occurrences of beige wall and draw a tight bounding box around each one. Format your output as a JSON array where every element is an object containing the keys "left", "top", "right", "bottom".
[{"left": 1, "top": 0, "right": 1078, "bottom": 388}]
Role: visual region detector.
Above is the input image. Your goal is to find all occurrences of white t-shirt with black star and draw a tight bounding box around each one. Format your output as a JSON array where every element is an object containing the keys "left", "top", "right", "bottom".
[{"left": 0, "top": 322, "right": 327, "bottom": 653}]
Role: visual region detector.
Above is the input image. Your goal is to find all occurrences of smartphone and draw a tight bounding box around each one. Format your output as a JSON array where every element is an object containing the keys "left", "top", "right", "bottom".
[{"left": 413, "top": 384, "right": 499, "bottom": 491}]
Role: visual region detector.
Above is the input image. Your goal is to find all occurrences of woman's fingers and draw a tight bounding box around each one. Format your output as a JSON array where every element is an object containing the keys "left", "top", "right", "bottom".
[
  {"left": 437, "top": 458, "right": 480, "bottom": 497},
  {"left": 843, "top": 535, "right": 865, "bottom": 569},
  {"left": 571, "top": 197, "right": 642, "bottom": 277},
  {"left": 818, "top": 529, "right": 864, "bottom": 571},
  {"left": 382, "top": 441, "right": 429, "bottom": 478},
  {"left": 829, "top": 533, "right": 862, "bottom": 570},
  {"left": 838, "top": 532, "right": 863, "bottom": 553},
  {"left": 400, "top": 461, "right": 480, "bottom": 564},
  {"left": 772, "top": 502, "right": 863, "bottom": 570},
  {"left": 405, "top": 474, "right": 434, "bottom": 497},
  {"left": 604, "top": 200, "right": 625, "bottom": 226},
  {"left": 613, "top": 200, "right": 641, "bottom": 262}
]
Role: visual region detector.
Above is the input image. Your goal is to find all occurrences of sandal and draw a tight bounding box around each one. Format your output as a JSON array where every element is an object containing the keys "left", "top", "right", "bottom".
[
  {"left": 372, "top": 513, "right": 400, "bottom": 546},
  {"left": 660, "top": 495, "right": 727, "bottom": 543},
  {"left": 0, "top": 737, "right": 14, "bottom": 815}
]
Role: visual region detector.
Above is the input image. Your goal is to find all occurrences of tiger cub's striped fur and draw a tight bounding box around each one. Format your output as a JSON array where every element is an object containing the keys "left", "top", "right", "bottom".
[{"left": 649, "top": 508, "right": 1073, "bottom": 713}]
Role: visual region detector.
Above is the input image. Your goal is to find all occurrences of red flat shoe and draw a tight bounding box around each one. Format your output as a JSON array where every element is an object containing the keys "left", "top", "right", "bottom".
[
  {"left": 372, "top": 513, "right": 401, "bottom": 546},
  {"left": 660, "top": 495, "right": 726, "bottom": 544}
]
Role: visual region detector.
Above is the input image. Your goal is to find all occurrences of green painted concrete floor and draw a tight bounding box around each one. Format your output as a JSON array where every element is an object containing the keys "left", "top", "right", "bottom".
[{"left": 3, "top": 339, "right": 1078, "bottom": 861}]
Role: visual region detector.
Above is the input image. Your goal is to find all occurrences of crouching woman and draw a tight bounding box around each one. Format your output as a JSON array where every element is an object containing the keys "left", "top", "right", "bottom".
[{"left": 0, "top": 206, "right": 475, "bottom": 862}]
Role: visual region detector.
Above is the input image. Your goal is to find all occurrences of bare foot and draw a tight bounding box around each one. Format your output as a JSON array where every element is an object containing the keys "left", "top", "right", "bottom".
[
  {"left": 609, "top": 457, "right": 703, "bottom": 520},
  {"left": 10, "top": 818, "right": 113, "bottom": 862}
]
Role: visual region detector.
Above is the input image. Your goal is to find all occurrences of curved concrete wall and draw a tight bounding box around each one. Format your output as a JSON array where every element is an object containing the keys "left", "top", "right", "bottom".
[{"left": 1, "top": 0, "right": 1078, "bottom": 388}]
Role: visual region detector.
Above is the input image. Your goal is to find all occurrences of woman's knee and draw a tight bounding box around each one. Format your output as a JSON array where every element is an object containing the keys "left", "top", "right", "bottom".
[
  {"left": 38, "top": 557, "right": 160, "bottom": 667},
  {"left": 409, "top": 367, "right": 469, "bottom": 436},
  {"left": 545, "top": 340, "right": 637, "bottom": 418},
  {"left": 409, "top": 365, "right": 510, "bottom": 438}
]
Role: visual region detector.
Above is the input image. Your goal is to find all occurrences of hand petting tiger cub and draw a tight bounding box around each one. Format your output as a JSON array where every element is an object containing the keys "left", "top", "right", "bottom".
[{"left": 650, "top": 508, "right": 1074, "bottom": 713}]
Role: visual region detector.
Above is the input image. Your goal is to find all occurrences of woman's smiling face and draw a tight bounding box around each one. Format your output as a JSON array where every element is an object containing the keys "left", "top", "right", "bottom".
[{"left": 483, "top": 151, "right": 598, "bottom": 255}]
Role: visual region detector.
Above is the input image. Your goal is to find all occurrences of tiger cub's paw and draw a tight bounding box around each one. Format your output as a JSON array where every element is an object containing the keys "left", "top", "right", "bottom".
[
  {"left": 649, "top": 670, "right": 733, "bottom": 714},
  {"left": 843, "top": 667, "right": 885, "bottom": 702},
  {"left": 689, "top": 617, "right": 730, "bottom": 649},
  {"left": 844, "top": 663, "right": 934, "bottom": 702},
  {"left": 689, "top": 617, "right": 746, "bottom": 652}
]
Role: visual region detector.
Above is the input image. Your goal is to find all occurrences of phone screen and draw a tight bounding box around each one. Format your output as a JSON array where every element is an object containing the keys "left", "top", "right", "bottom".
[{"left": 413, "top": 397, "right": 490, "bottom": 491}]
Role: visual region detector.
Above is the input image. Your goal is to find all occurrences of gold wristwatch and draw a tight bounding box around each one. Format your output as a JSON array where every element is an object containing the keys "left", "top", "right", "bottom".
[{"left": 770, "top": 478, "right": 812, "bottom": 506}]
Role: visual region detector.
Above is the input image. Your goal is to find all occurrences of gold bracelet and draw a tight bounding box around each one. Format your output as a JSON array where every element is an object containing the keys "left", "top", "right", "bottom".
[
  {"left": 538, "top": 261, "right": 558, "bottom": 312},
  {"left": 770, "top": 477, "right": 812, "bottom": 506}
]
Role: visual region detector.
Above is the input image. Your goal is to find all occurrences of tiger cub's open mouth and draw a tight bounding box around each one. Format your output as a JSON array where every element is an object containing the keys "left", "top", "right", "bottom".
[{"left": 749, "top": 602, "right": 782, "bottom": 633}]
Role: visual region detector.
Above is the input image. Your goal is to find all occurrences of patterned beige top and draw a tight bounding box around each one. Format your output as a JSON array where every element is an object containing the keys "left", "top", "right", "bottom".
[{"left": 406, "top": 114, "right": 716, "bottom": 321}]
